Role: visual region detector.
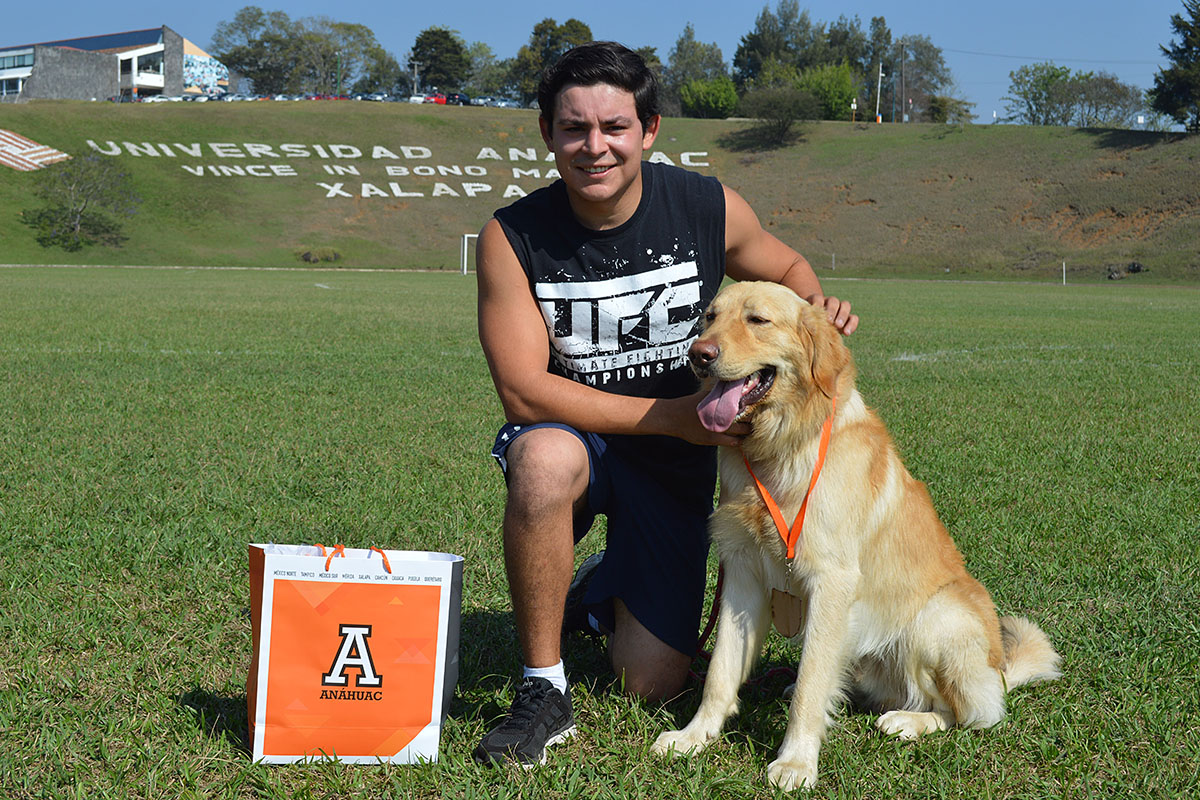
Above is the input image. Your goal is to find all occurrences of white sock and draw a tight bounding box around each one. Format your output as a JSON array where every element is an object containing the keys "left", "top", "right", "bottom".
[{"left": 524, "top": 661, "right": 568, "bottom": 694}]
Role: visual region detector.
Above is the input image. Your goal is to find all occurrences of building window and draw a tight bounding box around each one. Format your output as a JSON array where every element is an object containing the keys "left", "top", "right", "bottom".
[
  {"left": 120, "top": 58, "right": 132, "bottom": 75},
  {"left": 138, "top": 52, "right": 163, "bottom": 75},
  {"left": 1, "top": 53, "right": 34, "bottom": 69},
  {"left": 0, "top": 78, "right": 21, "bottom": 96}
]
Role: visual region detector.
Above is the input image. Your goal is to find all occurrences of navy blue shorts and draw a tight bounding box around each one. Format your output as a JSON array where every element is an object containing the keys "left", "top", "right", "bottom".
[{"left": 491, "top": 422, "right": 717, "bottom": 656}]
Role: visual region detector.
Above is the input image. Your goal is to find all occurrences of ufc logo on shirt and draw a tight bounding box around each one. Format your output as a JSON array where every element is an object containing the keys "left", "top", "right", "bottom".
[{"left": 535, "top": 262, "right": 702, "bottom": 376}]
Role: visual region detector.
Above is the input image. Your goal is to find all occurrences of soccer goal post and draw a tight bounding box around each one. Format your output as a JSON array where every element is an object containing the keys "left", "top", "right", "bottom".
[{"left": 460, "top": 233, "right": 479, "bottom": 275}]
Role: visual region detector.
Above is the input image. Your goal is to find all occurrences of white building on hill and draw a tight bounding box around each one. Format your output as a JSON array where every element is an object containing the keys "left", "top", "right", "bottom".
[{"left": 0, "top": 25, "right": 229, "bottom": 102}]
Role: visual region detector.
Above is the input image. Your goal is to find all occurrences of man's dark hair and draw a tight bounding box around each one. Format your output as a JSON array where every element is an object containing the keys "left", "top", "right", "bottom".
[{"left": 537, "top": 41, "right": 661, "bottom": 130}]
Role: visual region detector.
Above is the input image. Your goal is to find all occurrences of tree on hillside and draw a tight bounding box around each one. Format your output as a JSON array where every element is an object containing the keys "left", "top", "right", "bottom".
[
  {"left": 1073, "top": 72, "right": 1145, "bottom": 128},
  {"left": 1006, "top": 63, "right": 1146, "bottom": 128},
  {"left": 797, "top": 62, "right": 858, "bottom": 120},
  {"left": 352, "top": 48, "right": 407, "bottom": 96},
  {"left": 211, "top": 6, "right": 393, "bottom": 95},
  {"left": 291, "top": 18, "right": 382, "bottom": 95},
  {"left": 733, "top": 1, "right": 827, "bottom": 88},
  {"left": 210, "top": 5, "right": 293, "bottom": 56},
  {"left": 210, "top": 6, "right": 296, "bottom": 94},
  {"left": 926, "top": 94, "right": 977, "bottom": 125},
  {"left": 1003, "top": 62, "right": 1075, "bottom": 125},
  {"left": 509, "top": 18, "right": 594, "bottom": 103},
  {"left": 23, "top": 156, "right": 140, "bottom": 251},
  {"left": 1150, "top": 0, "right": 1200, "bottom": 131},
  {"left": 731, "top": 6, "right": 952, "bottom": 121},
  {"left": 679, "top": 76, "right": 738, "bottom": 118},
  {"left": 665, "top": 23, "right": 727, "bottom": 115},
  {"left": 894, "top": 35, "right": 953, "bottom": 121},
  {"left": 463, "top": 42, "right": 514, "bottom": 98},
  {"left": 864, "top": 16, "right": 892, "bottom": 115},
  {"left": 738, "top": 85, "right": 821, "bottom": 145},
  {"left": 824, "top": 15, "right": 870, "bottom": 75},
  {"left": 411, "top": 27, "right": 470, "bottom": 92}
]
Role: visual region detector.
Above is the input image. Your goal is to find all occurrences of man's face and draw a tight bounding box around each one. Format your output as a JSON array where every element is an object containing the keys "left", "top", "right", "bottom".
[{"left": 539, "top": 83, "right": 660, "bottom": 226}]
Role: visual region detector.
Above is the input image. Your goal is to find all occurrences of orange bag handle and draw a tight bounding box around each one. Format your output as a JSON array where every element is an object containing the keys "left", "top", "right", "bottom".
[
  {"left": 369, "top": 547, "right": 393, "bottom": 574},
  {"left": 313, "top": 543, "right": 346, "bottom": 571},
  {"left": 312, "top": 543, "right": 391, "bottom": 573}
]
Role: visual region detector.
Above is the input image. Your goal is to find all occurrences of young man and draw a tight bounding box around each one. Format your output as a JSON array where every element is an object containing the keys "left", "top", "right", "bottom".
[{"left": 474, "top": 42, "right": 857, "bottom": 766}]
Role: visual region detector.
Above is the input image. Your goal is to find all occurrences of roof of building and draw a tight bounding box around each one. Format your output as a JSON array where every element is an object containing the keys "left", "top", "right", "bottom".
[{"left": 4, "top": 27, "right": 164, "bottom": 53}]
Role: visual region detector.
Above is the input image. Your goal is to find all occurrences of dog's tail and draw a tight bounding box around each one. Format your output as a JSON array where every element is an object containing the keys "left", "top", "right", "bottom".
[{"left": 999, "top": 616, "right": 1062, "bottom": 690}]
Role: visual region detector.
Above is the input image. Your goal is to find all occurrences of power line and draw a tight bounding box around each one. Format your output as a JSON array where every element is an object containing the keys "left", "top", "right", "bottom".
[{"left": 942, "top": 46, "right": 1161, "bottom": 66}]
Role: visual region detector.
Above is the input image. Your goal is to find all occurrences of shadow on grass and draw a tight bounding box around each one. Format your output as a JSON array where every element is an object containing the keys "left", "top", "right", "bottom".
[
  {"left": 716, "top": 123, "right": 810, "bottom": 153},
  {"left": 451, "top": 607, "right": 623, "bottom": 725},
  {"left": 178, "top": 687, "right": 251, "bottom": 755},
  {"left": 1073, "top": 127, "right": 1187, "bottom": 150}
]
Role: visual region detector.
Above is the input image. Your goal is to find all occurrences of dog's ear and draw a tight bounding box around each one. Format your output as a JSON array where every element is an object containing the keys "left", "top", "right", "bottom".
[{"left": 800, "top": 304, "right": 849, "bottom": 399}]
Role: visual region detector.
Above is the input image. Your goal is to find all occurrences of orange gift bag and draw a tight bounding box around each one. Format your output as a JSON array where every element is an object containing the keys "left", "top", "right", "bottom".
[{"left": 246, "top": 543, "right": 463, "bottom": 763}]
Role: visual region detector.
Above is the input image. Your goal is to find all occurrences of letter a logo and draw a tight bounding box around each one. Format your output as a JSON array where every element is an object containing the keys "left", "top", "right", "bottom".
[{"left": 322, "top": 624, "right": 383, "bottom": 687}]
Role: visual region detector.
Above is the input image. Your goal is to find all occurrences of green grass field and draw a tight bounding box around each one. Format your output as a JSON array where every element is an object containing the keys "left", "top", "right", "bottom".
[{"left": 1, "top": 267, "right": 1198, "bottom": 799}]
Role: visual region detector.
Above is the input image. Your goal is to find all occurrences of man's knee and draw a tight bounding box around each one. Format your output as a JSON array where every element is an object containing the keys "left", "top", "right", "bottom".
[
  {"left": 504, "top": 428, "right": 589, "bottom": 512},
  {"left": 609, "top": 599, "right": 692, "bottom": 702},
  {"left": 612, "top": 653, "right": 690, "bottom": 703}
]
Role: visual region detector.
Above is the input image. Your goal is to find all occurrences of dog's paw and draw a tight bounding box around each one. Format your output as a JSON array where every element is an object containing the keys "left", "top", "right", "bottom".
[
  {"left": 767, "top": 757, "right": 818, "bottom": 790},
  {"left": 651, "top": 729, "right": 710, "bottom": 758},
  {"left": 876, "top": 710, "right": 948, "bottom": 740}
]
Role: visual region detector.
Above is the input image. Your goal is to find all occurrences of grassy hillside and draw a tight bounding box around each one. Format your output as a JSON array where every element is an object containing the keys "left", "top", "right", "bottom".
[{"left": 1, "top": 100, "right": 1198, "bottom": 281}]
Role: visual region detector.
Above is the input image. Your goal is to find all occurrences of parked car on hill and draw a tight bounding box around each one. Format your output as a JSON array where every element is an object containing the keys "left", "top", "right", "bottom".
[
  {"left": 446, "top": 92, "right": 471, "bottom": 106},
  {"left": 423, "top": 92, "right": 447, "bottom": 105}
]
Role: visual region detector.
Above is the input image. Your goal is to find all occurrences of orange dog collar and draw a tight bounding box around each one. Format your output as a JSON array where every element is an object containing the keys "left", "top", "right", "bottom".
[{"left": 742, "top": 397, "right": 836, "bottom": 559}]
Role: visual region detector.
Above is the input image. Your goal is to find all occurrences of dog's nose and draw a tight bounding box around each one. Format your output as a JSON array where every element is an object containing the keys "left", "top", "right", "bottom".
[{"left": 689, "top": 340, "right": 719, "bottom": 371}]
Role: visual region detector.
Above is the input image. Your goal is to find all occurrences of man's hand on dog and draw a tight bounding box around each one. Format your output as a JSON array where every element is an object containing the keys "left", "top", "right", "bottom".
[
  {"left": 670, "top": 392, "right": 751, "bottom": 447},
  {"left": 806, "top": 294, "right": 858, "bottom": 336}
]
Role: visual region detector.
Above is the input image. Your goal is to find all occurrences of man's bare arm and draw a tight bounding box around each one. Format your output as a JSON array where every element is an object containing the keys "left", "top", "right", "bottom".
[
  {"left": 723, "top": 186, "right": 858, "bottom": 335},
  {"left": 475, "top": 218, "right": 747, "bottom": 445}
]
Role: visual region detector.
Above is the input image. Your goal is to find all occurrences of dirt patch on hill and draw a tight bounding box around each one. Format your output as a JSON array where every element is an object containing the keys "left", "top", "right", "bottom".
[{"left": 1018, "top": 205, "right": 1186, "bottom": 246}]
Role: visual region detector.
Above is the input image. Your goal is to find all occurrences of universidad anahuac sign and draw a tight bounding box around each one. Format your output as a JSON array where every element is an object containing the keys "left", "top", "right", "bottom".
[{"left": 81, "top": 138, "right": 712, "bottom": 199}]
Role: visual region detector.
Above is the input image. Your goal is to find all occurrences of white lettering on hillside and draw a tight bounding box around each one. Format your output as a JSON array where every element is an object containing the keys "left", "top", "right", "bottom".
[{"left": 82, "top": 139, "right": 708, "bottom": 199}]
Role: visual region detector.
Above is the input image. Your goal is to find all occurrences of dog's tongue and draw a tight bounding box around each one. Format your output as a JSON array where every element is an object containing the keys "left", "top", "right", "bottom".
[{"left": 697, "top": 378, "right": 749, "bottom": 433}]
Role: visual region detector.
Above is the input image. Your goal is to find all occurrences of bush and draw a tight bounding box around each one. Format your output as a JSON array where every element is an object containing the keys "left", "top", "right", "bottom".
[
  {"left": 23, "top": 207, "right": 127, "bottom": 251},
  {"left": 797, "top": 62, "right": 858, "bottom": 121},
  {"left": 679, "top": 76, "right": 738, "bottom": 119},
  {"left": 297, "top": 247, "right": 342, "bottom": 264},
  {"left": 737, "top": 86, "right": 821, "bottom": 144},
  {"left": 926, "top": 95, "right": 977, "bottom": 125}
]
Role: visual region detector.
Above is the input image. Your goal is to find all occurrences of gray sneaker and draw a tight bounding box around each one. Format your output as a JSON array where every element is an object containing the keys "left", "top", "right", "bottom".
[{"left": 473, "top": 677, "right": 576, "bottom": 766}]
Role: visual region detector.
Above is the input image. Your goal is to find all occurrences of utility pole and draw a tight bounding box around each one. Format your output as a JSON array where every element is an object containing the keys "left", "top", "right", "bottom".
[
  {"left": 409, "top": 61, "right": 423, "bottom": 96},
  {"left": 900, "top": 38, "right": 906, "bottom": 122},
  {"left": 875, "top": 62, "right": 885, "bottom": 123}
]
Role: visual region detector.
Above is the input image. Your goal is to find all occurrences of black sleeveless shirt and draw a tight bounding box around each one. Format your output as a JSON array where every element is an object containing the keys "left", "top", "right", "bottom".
[{"left": 494, "top": 161, "right": 726, "bottom": 401}]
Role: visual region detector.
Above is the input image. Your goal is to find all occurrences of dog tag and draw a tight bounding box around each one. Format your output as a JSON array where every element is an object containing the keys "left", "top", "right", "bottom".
[{"left": 771, "top": 589, "right": 806, "bottom": 638}]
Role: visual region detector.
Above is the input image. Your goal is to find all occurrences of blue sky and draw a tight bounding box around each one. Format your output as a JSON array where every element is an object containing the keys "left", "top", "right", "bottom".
[{"left": 5, "top": 1, "right": 1184, "bottom": 121}]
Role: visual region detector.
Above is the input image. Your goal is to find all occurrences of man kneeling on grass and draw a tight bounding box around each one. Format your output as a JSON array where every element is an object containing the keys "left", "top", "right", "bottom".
[{"left": 473, "top": 41, "right": 858, "bottom": 766}]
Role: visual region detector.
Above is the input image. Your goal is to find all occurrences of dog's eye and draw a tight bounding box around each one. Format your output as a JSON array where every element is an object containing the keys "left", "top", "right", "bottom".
[
  {"left": 747, "top": 315, "right": 771, "bottom": 326},
  {"left": 704, "top": 311, "right": 717, "bottom": 322}
]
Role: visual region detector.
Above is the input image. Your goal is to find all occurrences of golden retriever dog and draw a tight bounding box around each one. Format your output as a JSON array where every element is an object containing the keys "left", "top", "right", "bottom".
[{"left": 652, "top": 281, "right": 1061, "bottom": 790}]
